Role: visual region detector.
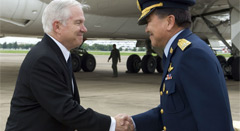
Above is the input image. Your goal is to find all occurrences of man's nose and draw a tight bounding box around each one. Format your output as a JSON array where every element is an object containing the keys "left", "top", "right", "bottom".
[{"left": 81, "top": 24, "right": 87, "bottom": 33}]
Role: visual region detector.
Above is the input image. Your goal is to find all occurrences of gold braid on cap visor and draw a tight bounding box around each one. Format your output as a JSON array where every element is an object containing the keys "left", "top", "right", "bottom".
[
  {"left": 137, "top": 0, "right": 142, "bottom": 11},
  {"left": 138, "top": 2, "right": 163, "bottom": 20}
]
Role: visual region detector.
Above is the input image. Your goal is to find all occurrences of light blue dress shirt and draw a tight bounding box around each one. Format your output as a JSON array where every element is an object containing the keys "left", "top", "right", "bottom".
[{"left": 164, "top": 30, "right": 184, "bottom": 57}]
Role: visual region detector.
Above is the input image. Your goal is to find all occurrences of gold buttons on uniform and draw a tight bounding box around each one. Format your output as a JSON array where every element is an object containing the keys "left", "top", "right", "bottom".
[
  {"left": 166, "top": 90, "right": 168, "bottom": 95},
  {"left": 170, "top": 47, "right": 173, "bottom": 54},
  {"left": 160, "top": 109, "right": 164, "bottom": 114},
  {"left": 163, "top": 126, "right": 167, "bottom": 131},
  {"left": 160, "top": 91, "right": 163, "bottom": 96}
]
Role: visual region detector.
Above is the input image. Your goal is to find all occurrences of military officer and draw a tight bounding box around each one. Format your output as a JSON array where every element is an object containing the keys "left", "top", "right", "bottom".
[
  {"left": 131, "top": 0, "right": 234, "bottom": 130},
  {"left": 108, "top": 44, "right": 121, "bottom": 77}
]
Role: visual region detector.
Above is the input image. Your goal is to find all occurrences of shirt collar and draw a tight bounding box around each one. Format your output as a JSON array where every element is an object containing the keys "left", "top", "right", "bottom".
[
  {"left": 164, "top": 30, "right": 184, "bottom": 57},
  {"left": 47, "top": 34, "right": 70, "bottom": 62}
]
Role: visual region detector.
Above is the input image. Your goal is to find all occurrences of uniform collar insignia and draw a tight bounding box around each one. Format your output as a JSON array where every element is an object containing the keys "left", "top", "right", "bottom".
[{"left": 178, "top": 39, "right": 191, "bottom": 51}]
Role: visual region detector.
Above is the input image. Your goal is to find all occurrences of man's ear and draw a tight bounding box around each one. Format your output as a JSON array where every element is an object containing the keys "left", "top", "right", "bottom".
[
  {"left": 52, "top": 21, "right": 61, "bottom": 34},
  {"left": 166, "top": 15, "right": 175, "bottom": 30}
]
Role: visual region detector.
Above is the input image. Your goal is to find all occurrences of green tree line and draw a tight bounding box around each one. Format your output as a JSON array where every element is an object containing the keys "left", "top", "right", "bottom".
[
  {"left": 0, "top": 42, "right": 146, "bottom": 51},
  {"left": 81, "top": 43, "right": 146, "bottom": 51},
  {"left": 0, "top": 42, "right": 34, "bottom": 49},
  {"left": 81, "top": 44, "right": 112, "bottom": 51}
]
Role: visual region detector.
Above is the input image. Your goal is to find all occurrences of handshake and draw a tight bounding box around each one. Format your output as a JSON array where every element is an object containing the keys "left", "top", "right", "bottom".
[{"left": 114, "top": 114, "right": 135, "bottom": 131}]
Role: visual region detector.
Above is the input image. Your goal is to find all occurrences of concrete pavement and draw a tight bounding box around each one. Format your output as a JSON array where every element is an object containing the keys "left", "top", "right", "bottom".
[{"left": 0, "top": 53, "right": 239, "bottom": 130}]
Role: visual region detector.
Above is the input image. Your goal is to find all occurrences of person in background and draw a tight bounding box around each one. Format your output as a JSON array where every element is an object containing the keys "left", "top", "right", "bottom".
[
  {"left": 5, "top": 0, "right": 130, "bottom": 131},
  {"left": 108, "top": 44, "right": 121, "bottom": 77}
]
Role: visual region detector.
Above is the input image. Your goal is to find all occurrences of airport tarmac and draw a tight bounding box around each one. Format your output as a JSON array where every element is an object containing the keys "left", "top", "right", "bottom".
[{"left": 0, "top": 53, "right": 239, "bottom": 130}]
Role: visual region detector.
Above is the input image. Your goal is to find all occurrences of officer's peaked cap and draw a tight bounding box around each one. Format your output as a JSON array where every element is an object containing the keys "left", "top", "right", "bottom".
[{"left": 137, "top": 0, "right": 196, "bottom": 25}]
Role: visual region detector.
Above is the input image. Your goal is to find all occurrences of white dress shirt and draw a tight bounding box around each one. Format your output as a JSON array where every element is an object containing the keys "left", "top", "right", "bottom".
[{"left": 47, "top": 34, "right": 74, "bottom": 93}]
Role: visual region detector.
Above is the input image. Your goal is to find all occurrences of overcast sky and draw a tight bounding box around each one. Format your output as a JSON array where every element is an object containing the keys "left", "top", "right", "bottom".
[
  {"left": 0, "top": 37, "right": 41, "bottom": 44},
  {"left": 0, "top": 37, "right": 136, "bottom": 48}
]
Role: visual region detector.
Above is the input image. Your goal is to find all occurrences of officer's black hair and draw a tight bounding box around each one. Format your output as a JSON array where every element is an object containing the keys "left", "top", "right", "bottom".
[{"left": 154, "top": 8, "right": 192, "bottom": 28}]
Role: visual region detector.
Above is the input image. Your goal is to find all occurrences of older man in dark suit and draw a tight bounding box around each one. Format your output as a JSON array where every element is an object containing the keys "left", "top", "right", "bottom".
[{"left": 5, "top": 0, "right": 130, "bottom": 131}]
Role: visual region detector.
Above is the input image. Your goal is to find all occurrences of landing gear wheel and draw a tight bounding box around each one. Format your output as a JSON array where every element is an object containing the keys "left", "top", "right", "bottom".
[
  {"left": 227, "top": 56, "right": 234, "bottom": 66},
  {"left": 71, "top": 53, "right": 81, "bottom": 72},
  {"left": 126, "top": 54, "right": 141, "bottom": 73},
  {"left": 81, "top": 54, "right": 96, "bottom": 72},
  {"left": 232, "top": 57, "right": 240, "bottom": 81},
  {"left": 141, "top": 55, "right": 156, "bottom": 73},
  {"left": 155, "top": 56, "right": 163, "bottom": 73},
  {"left": 217, "top": 55, "right": 227, "bottom": 65},
  {"left": 226, "top": 56, "right": 234, "bottom": 79}
]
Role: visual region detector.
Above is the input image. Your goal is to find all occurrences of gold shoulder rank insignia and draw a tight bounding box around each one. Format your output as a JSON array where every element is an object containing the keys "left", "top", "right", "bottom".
[
  {"left": 178, "top": 39, "right": 191, "bottom": 51},
  {"left": 168, "top": 63, "right": 174, "bottom": 72}
]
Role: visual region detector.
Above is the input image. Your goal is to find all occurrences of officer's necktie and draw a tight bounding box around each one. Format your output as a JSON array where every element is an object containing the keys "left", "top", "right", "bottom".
[{"left": 67, "top": 56, "right": 74, "bottom": 93}]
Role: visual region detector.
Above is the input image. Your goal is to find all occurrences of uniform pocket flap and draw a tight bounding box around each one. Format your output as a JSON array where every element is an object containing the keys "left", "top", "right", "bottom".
[{"left": 166, "top": 81, "right": 175, "bottom": 95}]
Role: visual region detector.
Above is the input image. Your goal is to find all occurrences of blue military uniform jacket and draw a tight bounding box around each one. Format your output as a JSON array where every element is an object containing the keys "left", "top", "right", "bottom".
[{"left": 132, "top": 29, "right": 234, "bottom": 131}]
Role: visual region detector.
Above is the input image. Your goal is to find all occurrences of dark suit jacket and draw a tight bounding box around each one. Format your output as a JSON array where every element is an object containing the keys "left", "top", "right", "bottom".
[
  {"left": 133, "top": 29, "right": 234, "bottom": 131},
  {"left": 5, "top": 34, "right": 111, "bottom": 131}
]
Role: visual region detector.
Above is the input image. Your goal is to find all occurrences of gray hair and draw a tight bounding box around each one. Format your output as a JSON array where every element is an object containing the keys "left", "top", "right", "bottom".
[{"left": 42, "top": 0, "right": 89, "bottom": 33}]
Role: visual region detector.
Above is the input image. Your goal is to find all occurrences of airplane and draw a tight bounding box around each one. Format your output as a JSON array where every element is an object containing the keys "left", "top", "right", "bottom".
[{"left": 0, "top": 0, "right": 239, "bottom": 81}]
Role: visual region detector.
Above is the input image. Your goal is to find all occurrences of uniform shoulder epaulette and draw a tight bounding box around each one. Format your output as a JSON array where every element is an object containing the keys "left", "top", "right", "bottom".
[{"left": 177, "top": 39, "right": 191, "bottom": 51}]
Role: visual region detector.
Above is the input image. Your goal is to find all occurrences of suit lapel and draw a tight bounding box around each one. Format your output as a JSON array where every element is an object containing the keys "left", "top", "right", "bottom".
[
  {"left": 43, "top": 34, "right": 76, "bottom": 96},
  {"left": 43, "top": 34, "right": 67, "bottom": 66}
]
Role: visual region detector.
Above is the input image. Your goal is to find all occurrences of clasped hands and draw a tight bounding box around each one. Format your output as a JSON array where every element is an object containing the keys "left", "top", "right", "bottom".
[{"left": 114, "top": 114, "right": 134, "bottom": 131}]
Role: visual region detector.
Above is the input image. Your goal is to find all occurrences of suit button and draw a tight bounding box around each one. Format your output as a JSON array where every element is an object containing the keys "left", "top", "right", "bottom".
[
  {"left": 161, "top": 109, "right": 164, "bottom": 114},
  {"left": 163, "top": 126, "right": 167, "bottom": 131},
  {"left": 166, "top": 90, "right": 168, "bottom": 95},
  {"left": 160, "top": 91, "right": 163, "bottom": 96}
]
